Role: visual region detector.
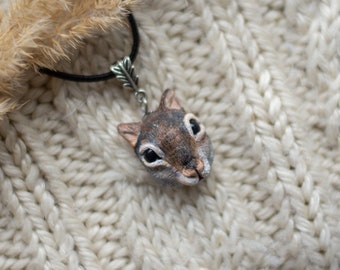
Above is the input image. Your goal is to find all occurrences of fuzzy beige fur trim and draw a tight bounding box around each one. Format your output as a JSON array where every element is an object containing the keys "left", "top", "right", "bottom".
[{"left": 0, "top": 0, "right": 136, "bottom": 118}]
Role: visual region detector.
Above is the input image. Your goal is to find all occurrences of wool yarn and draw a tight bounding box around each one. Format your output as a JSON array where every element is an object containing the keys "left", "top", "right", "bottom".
[{"left": 1, "top": 0, "right": 340, "bottom": 269}]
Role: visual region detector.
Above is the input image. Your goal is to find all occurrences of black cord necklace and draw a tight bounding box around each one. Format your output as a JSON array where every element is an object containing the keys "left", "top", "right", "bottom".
[
  {"left": 39, "top": 13, "right": 139, "bottom": 83},
  {"left": 40, "top": 11, "right": 214, "bottom": 187}
]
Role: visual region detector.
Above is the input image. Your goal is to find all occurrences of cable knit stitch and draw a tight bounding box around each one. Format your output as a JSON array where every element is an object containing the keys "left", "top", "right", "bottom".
[{"left": 0, "top": 0, "right": 340, "bottom": 269}]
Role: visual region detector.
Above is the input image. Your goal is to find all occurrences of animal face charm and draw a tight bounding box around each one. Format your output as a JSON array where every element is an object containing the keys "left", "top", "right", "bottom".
[{"left": 118, "top": 89, "right": 213, "bottom": 186}]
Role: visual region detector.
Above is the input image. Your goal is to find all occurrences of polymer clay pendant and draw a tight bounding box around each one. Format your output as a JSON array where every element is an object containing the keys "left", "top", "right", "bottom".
[
  {"left": 40, "top": 13, "right": 213, "bottom": 186},
  {"left": 111, "top": 57, "right": 213, "bottom": 186}
]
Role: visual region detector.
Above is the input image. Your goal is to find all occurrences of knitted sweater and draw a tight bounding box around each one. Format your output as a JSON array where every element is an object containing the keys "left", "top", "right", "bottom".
[{"left": 0, "top": 0, "right": 339, "bottom": 269}]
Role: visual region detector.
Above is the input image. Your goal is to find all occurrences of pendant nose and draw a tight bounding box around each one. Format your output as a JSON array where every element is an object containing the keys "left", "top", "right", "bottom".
[
  {"left": 182, "top": 159, "right": 204, "bottom": 179},
  {"left": 182, "top": 167, "right": 198, "bottom": 178},
  {"left": 184, "top": 159, "right": 204, "bottom": 171}
]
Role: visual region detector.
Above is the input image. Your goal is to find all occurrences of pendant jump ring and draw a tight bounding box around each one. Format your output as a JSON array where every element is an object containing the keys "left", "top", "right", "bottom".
[
  {"left": 135, "top": 89, "right": 148, "bottom": 113},
  {"left": 135, "top": 89, "right": 147, "bottom": 103}
]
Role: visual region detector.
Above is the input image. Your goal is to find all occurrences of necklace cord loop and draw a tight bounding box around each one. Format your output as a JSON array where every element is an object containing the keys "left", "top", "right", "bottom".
[{"left": 38, "top": 12, "right": 139, "bottom": 83}]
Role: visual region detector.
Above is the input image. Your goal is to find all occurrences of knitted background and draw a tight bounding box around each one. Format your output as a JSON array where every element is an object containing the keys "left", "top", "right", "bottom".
[{"left": 1, "top": 0, "right": 340, "bottom": 269}]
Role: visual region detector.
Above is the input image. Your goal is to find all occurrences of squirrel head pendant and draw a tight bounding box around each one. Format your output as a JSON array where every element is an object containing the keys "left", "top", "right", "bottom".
[{"left": 118, "top": 89, "right": 214, "bottom": 186}]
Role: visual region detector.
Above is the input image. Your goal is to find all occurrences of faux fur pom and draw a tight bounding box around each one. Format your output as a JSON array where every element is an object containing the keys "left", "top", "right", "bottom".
[{"left": 0, "top": 0, "right": 137, "bottom": 118}]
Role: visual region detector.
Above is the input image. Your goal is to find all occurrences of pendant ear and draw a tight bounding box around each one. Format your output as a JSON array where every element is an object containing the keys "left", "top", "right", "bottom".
[
  {"left": 117, "top": 122, "right": 141, "bottom": 148},
  {"left": 159, "top": 89, "right": 183, "bottom": 111}
]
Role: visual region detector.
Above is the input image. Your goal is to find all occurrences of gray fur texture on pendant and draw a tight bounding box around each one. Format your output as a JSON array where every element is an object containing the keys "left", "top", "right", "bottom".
[{"left": 118, "top": 89, "right": 214, "bottom": 186}]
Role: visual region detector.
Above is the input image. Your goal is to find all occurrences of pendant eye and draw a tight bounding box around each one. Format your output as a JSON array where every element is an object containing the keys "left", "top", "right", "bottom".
[
  {"left": 189, "top": 119, "right": 201, "bottom": 135},
  {"left": 144, "top": 149, "right": 161, "bottom": 163},
  {"left": 184, "top": 113, "right": 206, "bottom": 141}
]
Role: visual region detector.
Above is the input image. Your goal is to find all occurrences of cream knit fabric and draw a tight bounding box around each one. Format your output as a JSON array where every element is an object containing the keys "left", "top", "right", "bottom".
[{"left": 1, "top": 0, "right": 340, "bottom": 269}]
